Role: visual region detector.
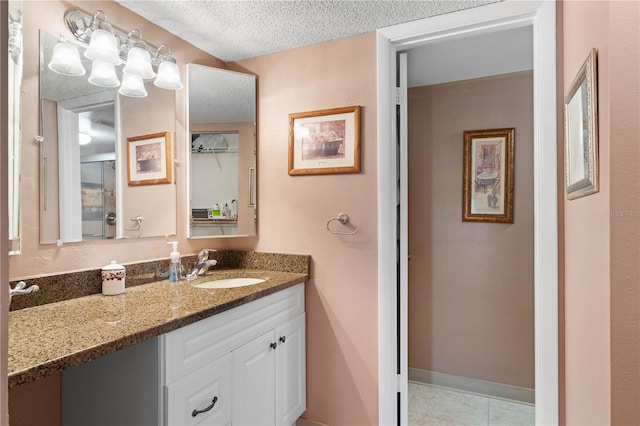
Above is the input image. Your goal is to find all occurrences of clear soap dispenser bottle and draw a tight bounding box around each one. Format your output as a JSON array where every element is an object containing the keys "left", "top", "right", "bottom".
[{"left": 167, "top": 241, "right": 182, "bottom": 282}]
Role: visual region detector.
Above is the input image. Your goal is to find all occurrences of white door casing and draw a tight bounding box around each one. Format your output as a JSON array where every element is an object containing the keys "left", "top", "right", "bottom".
[{"left": 377, "top": 1, "right": 558, "bottom": 424}]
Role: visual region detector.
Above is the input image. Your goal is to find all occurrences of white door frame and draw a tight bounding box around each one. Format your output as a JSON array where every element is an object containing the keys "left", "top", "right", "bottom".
[{"left": 376, "top": 1, "right": 558, "bottom": 424}]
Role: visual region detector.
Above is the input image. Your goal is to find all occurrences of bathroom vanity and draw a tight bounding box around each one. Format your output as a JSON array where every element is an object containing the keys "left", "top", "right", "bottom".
[
  {"left": 63, "top": 283, "right": 305, "bottom": 426},
  {"left": 8, "top": 257, "right": 309, "bottom": 426}
]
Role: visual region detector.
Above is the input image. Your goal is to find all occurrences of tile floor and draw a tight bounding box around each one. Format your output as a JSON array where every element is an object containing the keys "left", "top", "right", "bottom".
[{"left": 409, "top": 381, "right": 535, "bottom": 426}]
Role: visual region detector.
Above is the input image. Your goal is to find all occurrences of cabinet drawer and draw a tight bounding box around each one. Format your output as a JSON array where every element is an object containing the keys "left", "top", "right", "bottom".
[
  {"left": 163, "top": 283, "right": 304, "bottom": 384},
  {"left": 165, "top": 353, "right": 232, "bottom": 426}
]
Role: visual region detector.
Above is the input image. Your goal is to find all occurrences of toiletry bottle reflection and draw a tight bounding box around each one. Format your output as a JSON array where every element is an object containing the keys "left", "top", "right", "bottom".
[{"left": 167, "top": 241, "right": 181, "bottom": 310}]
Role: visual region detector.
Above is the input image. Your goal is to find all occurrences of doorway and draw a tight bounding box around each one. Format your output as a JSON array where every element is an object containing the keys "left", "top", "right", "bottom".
[
  {"left": 406, "top": 31, "right": 535, "bottom": 423},
  {"left": 377, "top": 2, "right": 558, "bottom": 424}
]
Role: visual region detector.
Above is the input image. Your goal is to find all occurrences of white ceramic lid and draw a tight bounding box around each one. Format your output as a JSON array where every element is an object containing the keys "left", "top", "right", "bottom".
[{"left": 102, "top": 260, "right": 124, "bottom": 271}]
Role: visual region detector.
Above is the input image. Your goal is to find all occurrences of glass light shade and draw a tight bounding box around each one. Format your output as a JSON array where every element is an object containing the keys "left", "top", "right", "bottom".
[
  {"left": 48, "top": 40, "right": 86, "bottom": 76},
  {"left": 119, "top": 73, "right": 148, "bottom": 98},
  {"left": 84, "top": 29, "right": 121, "bottom": 65},
  {"left": 78, "top": 132, "right": 91, "bottom": 145},
  {"left": 123, "top": 47, "right": 156, "bottom": 79},
  {"left": 88, "top": 60, "right": 120, "bottom": 88},
  {"left": 154, "top": 60, "right": 183, "bottom": 90}
]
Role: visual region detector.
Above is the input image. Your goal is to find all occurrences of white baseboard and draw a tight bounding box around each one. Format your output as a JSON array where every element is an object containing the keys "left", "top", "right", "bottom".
[{"left": 408, "top": 368, "right": 535, "bottom": 405}]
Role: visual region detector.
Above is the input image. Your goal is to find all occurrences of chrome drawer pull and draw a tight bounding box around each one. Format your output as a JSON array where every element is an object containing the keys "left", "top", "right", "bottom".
[{"left": 192, "top": 396, "right": 218, "bottom": 417}]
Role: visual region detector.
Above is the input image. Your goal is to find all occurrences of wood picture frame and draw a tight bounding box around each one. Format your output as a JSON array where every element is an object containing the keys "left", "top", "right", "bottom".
[
  {"left": 564, "top": 48, "right": 599, "bottom": 200},
  {"left": 462, "top": 128, "right": 515, "bottom": 223},
  {"left": 288, "top": 105, "right": 361, "bottom": 175},
  {"left": 126, "top": 132, "right": 172, "bottom": 186}
]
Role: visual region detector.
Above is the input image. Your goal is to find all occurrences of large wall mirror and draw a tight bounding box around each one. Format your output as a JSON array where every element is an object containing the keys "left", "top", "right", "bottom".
[
  {"left": 8, "top": 0, "right": 22, "bottom": 254},
  {"left": 39, "top": 30, "right": 177, "bottom": 244},
  {"left": 187, "top": 64, "right": 256, "bottom": 238}
]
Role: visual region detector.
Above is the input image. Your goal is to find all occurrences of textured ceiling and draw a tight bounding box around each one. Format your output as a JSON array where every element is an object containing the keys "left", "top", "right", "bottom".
[
  {"left": 188, "top": 64, "right": 256, "bottom": 123},
  {"left": 115, "top": 0, "right": 495, "bottom": 62}
]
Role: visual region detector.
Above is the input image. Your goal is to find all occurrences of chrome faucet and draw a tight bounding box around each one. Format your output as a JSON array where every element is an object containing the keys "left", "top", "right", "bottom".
[
  {"left": 186, "top": 249, "right": 218, "bottom": 280},
  {"left": 9, "top": 281, "right": 39, "bottom": 304}
]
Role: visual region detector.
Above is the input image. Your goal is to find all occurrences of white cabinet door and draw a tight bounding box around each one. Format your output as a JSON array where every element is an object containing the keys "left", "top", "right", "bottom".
[
  {"left": 232, "top": 330, "right": 277, "bottom": 425},
  {"left": 166, "top": 353, "right": 233, "bottom": 426},
  {"left": 275, "top": 313, "right": 306, "bottom": 426}
]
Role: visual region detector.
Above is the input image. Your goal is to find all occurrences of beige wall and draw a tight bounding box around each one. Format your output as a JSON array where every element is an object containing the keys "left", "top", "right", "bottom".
[
  {"left": 562, "top": 1, "right": 611, "bottom": 424},
  {"left": 407, "top": 72, "right": 534, "bottom": 389},
  {"left": 608, "top": 1, "right": 640, "bottom": 424},
  {"left": 235, "top": 33, "right": 379, "bottom": 425},
  {"left": 119, "top": 87, "right": 177, "bottom": 239}
]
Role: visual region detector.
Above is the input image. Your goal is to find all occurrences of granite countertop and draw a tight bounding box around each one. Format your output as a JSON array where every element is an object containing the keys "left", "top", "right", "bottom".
[{"left": 8, "top": 269, "right": 307, "bottom": 389}]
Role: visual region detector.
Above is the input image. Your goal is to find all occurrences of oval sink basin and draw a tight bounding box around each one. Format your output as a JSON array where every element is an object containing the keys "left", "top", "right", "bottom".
[{"left": 190, "top": 277, "right": 266, "bottom": 289}]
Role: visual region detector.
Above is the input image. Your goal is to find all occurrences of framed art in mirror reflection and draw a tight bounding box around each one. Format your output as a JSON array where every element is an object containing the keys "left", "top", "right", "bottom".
[{"left": 127, "top": 131, "right": 172, "bottom": 186}]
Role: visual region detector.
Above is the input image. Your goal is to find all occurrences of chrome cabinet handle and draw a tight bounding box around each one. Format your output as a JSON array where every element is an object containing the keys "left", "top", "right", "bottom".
[{"left": 191, "top": 396, "right": 218, "bottom": 417}]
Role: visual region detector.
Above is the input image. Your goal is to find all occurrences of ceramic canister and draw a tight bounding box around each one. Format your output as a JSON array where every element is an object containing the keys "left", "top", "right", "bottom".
[{"left": 101, "top": 261, "right": 126, "bottom": 295}]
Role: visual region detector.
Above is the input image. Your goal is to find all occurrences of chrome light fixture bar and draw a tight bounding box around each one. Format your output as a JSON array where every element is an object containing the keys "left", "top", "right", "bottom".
[{"left": 57, "top": 9, "right": 182, "bottom": 96}]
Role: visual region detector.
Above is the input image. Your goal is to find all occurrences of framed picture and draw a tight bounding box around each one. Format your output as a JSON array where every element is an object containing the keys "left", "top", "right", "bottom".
[
  {"left": 564, "top": 48, "right": 599, "bottom": 200},
  {"left": 288, "top": 105, "right": 361, "bottom": 175},
  {"left": 462, "top": 128, "right": 515, "bottom": 223},
  {"left": 126, "top": 132, "right": 172, "bottom": 186}
]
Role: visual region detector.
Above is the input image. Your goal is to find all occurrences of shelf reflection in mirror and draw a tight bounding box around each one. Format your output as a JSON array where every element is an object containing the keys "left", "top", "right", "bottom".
[
  {"left": 39, "top": 30, "right": 177, "bottom": 244},
  {"left": 187, "top": 64, "right": 256, "bottom": 238}
]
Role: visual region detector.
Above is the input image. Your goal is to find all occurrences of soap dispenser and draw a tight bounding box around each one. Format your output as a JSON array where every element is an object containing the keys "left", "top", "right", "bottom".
[{"left": 167, "top": 241, "right": 182, "bottom": 282}]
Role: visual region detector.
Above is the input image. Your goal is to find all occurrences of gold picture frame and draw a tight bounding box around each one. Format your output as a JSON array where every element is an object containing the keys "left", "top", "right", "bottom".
[
  {"left": 126, "top": 132, "right": 172, "bottom": 186},
  {"left": 462, "top": 128, "right": 515, "bottom": 223},
  {"left": 288, "top": 105, "right": 361, "bottom": 175},
  {"left": 564, "top": 48, "right": 599, "bottom": 200}
]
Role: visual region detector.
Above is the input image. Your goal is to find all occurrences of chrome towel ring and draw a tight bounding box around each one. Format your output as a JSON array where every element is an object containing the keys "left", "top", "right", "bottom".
[{"left": 326, "top": 212, "right": 358, "bottom": 235}]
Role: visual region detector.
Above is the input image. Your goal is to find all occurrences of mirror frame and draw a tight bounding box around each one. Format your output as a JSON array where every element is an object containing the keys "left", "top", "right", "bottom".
[{"left": 8, "top": 0, "right": 22, "bottom": 254}]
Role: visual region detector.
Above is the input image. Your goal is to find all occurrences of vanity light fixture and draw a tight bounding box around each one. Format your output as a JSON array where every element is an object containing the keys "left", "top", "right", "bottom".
[
  {"left": 48, "top": 36, "right": 86, "bottom": 76},
  {"left": 83, "top": 11, "right": 121, "bottom": 65},
  {"left": 122, "top": 30, "right": 156, "bottom": 80},
  {"left": 153, "top": 45, "right": 183, "bottom": 90},
  {"left": 88, "top": 59, "right": 120, "bottom": 88},
  {"left": 54, "top": 9, "right": 183, "bottom": 96},
  {"left": 119, "top": 72, "right": 148, "bottom": 98}
]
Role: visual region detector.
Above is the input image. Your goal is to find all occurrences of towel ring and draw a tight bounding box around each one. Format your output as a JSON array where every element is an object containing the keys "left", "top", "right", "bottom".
[{"left": 327, "top": 212, "right": 358, "bottom": 235}]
